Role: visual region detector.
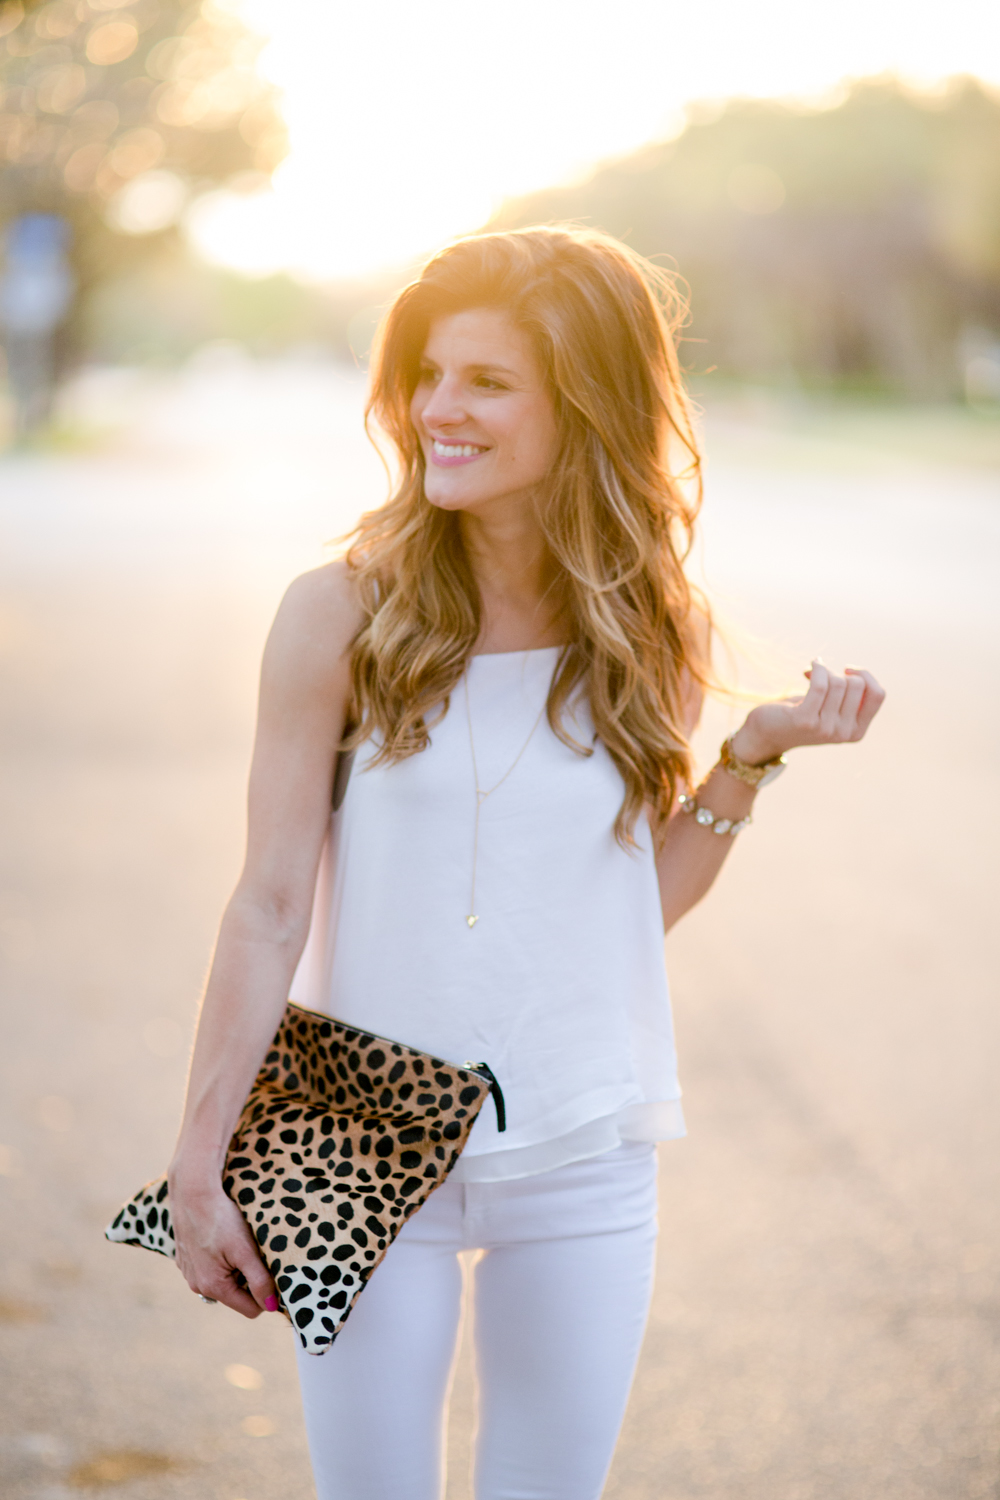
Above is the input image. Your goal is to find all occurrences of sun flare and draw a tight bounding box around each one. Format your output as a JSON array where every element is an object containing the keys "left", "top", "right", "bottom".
[{"left": 185, "top": 0, "right": 1000, "bottom": 282}]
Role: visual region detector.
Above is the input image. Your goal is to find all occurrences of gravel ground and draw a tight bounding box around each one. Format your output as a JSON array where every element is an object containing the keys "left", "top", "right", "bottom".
[{"left": 1, "top": 360, "right": 998, "bottom": 1500}]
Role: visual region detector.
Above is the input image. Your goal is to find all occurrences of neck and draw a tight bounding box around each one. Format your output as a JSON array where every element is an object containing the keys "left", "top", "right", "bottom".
[{"left": 459, "top": 496, "right": 564, "bottom": 652}]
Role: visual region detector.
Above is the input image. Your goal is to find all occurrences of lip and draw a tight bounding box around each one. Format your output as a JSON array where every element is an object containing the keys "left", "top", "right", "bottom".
[{"left": 428, "top": 437, "right": 490, "bottom": 468}]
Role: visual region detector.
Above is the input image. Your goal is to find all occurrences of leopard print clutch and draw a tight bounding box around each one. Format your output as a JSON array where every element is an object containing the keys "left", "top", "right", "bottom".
[{"left": 106, "top": 1002, "right": 505, "bottom": 1355}]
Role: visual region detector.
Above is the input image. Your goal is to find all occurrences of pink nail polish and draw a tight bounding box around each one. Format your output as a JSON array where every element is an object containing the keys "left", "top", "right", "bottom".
[{"left": 265, "top": 1294, "right": 278, "bottom": 1312}]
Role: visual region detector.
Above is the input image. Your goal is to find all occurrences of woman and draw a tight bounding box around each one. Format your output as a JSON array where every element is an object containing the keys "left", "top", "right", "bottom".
[{"left": 168, "top": 227, "right": 884, "bottom": 1499}]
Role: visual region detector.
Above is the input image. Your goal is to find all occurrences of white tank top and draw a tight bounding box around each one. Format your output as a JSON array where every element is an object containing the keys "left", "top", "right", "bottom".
[{"left": 289, "top": 646, "right": 685, "bottom": 1181}]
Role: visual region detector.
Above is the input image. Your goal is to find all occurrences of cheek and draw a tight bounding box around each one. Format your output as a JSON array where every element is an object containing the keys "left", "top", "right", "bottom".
[{"left": 520, "top": 407, "right": 559, "bottom": 474}]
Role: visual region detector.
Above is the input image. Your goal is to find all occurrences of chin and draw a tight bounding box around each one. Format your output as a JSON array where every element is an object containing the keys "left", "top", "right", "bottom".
[{"left": 424, "top": 482, "right": 485, "bottom": 513}]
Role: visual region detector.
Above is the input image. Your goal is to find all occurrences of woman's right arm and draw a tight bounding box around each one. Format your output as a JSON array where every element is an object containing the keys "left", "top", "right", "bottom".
[{"left": 167, "top": 561, "right": 361, "bottom": 1319}]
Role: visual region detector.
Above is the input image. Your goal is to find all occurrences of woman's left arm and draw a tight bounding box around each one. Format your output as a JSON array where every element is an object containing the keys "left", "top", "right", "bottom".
[{"left": 655, "top": 662, "right": 886, "bottom": 932}]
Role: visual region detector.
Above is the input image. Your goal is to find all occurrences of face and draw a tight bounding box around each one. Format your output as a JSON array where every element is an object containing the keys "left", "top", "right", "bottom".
[{"left": 409, "top": 307, "right": 560, "bottom": 517}]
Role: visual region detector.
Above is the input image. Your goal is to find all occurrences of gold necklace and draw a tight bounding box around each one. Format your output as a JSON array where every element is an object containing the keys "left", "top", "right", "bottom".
[{"left": 463, "top": 666, "right": 548, "bottom": 928}]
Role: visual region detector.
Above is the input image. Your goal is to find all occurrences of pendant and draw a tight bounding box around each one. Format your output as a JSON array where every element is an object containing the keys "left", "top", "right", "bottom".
[{"left": 466, "top": 915, "right": 478, "bottom": 928}]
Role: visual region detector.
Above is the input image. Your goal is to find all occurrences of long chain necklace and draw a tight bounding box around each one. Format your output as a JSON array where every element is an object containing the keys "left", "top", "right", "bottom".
[{"left": 463, "top": 666, "right": 548, "bottom": 928}]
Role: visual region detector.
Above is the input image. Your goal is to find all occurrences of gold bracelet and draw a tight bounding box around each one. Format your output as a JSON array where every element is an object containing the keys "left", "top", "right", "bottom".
[{"left": 718, "top": 736, "right": 787, "bottom": 789}]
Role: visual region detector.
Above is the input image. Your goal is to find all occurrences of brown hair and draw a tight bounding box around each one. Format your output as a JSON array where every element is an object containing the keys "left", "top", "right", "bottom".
[{"left": 346, "top": 225, "right": 711, "bottom": 841}]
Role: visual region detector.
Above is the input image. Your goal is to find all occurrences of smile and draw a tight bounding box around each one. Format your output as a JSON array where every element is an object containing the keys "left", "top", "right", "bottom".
[{"left": 430, "top": 439, "right": 489, "bottom": 467}]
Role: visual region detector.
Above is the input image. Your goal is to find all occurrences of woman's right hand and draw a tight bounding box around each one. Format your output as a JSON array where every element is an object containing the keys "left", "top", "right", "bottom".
[
  {"left": 168, "top": 1166, "right": 278, "bottom": 1319},
  {"left": 164, "top": 565, "right": 359, "bottom": 1322}
]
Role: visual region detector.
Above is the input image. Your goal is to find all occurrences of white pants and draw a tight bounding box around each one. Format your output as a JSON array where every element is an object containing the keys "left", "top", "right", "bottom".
[{"left": 295, "top": 1142, "right": 658, "bottom": 1500}]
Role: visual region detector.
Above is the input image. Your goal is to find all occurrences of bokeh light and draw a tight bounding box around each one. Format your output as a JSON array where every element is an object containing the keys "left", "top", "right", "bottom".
[{"left": 108, "top": 170, "right": 188, "bottom": 234}]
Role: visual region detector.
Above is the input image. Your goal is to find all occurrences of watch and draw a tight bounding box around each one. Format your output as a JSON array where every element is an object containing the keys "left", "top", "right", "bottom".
[{"left": 719, "top": 735, "right": 787, "bottom": 789}]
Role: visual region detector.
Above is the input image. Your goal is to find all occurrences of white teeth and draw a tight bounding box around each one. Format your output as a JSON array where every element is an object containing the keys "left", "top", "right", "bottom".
[{"left": 433, "top": 441, "right": 485, "bottom": 457}]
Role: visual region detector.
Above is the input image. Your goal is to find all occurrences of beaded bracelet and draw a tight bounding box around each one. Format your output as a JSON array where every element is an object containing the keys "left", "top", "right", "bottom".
[{"left": 678, "top": 791, "right": 752, "bottom": 837}]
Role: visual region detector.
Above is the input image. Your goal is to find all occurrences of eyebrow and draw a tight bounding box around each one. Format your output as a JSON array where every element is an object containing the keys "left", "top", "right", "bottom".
[{"left": 419, "top": 357, "right": 522, "bottom": 379}]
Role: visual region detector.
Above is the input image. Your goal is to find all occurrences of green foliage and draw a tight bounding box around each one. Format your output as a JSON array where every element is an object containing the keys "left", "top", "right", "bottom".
[
  {"left": 70, "top": 251, "right": 412, "bottom": 364},
  {"left": 77, "top": 251, "right": 326, "bottom": 361},
  {"left": 492, "top": 78, "right": 1000, "bottom": 396},
  {"left": 0, "top": 0, "right": 287, "bottom": 350}
]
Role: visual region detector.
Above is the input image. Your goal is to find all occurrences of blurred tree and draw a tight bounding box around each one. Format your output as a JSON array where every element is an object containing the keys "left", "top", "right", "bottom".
[
  {"left": 0, "top": 0, "right": 287, "bottom": 358},
  {"left": 491, "top": 78, "right": 1000, "bottom": 398}
]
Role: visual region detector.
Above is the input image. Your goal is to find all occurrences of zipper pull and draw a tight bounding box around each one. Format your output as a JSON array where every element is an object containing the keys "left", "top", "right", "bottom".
[{"left": 463, "top": 1062, "right": 506, "bottom": 1133}]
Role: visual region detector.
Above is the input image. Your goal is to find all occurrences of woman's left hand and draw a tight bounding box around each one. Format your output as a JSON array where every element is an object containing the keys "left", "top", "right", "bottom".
[{"left": 729, "top": 661, "right": 886, "bottom": 764}]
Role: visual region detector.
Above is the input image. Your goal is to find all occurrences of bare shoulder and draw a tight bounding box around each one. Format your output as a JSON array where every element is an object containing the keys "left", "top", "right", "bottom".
[
  {"left": 273, "top": 559, "right": 362, "bottom": 650},
  {"left": 261, "top": 559, "right": 363, "bottom": 705}
]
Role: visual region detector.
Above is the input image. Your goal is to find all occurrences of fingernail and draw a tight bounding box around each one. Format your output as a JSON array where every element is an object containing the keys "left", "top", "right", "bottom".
[{"left": 265, "top": 1294, "right": 278, "bottom": 1312}]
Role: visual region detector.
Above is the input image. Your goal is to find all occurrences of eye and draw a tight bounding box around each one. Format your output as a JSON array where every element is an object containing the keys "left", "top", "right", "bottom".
[
  {"left": 417, "top": 365, "right": 440, "bottom": 385},
  {"left": 473, "top": 375, "right": 505, "bottom": 391}
]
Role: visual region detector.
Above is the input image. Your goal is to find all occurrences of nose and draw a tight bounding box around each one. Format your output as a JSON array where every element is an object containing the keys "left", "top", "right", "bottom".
[{"left": 420, "top": 374, "right": 466, "bottom": 431}]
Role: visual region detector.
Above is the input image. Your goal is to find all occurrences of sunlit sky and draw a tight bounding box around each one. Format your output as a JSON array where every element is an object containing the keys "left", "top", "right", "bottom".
[{"left": 186, "top": 0, "right": 1000, "bottom": 283}]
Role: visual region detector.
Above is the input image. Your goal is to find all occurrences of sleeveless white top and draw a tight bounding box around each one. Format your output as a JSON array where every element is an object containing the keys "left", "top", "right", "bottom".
[{"left": 289, "top": 647, "right": 685, "bottom": 1182}]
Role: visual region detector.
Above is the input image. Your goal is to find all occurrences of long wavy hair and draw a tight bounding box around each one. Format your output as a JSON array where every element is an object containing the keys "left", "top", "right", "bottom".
[{"left": 345, "top": 225, "right": 712, "bottom": 842}]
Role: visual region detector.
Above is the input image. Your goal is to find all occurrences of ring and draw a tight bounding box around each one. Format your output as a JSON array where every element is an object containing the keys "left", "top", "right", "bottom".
[{"left": 198, "top": 1295, "right": 218, "bottom": 1305}]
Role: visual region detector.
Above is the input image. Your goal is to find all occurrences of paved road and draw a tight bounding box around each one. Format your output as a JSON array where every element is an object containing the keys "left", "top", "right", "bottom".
[{"left": 1, "top": 361, "right": 998, "bottom": 1500}]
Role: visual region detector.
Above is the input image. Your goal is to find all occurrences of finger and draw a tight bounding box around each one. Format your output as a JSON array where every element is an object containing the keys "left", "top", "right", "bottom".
[
  {"left": 233, "top": 1243, "right": 279, "bottom": 1313},
  {"left": 818, "top": 671, "right": 849, "bottom": 732},
  {"left": 196, "top": 1268, "right": 264, "bottom": 1320},
  {"left": 799, "top": 659, "right": 828, "bottom": 710},
  {"left": 213, "top": 1216, "right": 278, "bottom": 1314},
  {"left": 220, "top": 1203, "right": 279, "bottom": 1311},
  {"left": 836, "top": 669, "right": 867, "bottom": 735},
  {"left": 215, "top": 1192, "right": 278, "bottom": 1311},
  {"left": 846, "top": 668, "right": 886, "bottom": 736},
  {"left": 191, "top": 1240, "right": 273, "bottom": 1319},
  {"left": 178, "top": 1229, "right": 276, "bottom": 1318},
  {"left": 795, "top": 660, "right": 829, "bottom": 731}
]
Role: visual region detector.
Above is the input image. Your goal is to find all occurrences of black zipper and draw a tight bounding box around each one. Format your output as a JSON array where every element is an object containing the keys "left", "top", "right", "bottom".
[{"left": 464, "top": 1062, "right": 506, "bottom": 1133}]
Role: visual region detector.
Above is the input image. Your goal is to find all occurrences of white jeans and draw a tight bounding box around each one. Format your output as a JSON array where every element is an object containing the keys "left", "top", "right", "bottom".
[{"left": 295, "top": 1142, "right": 658, "bottom": 1500}]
